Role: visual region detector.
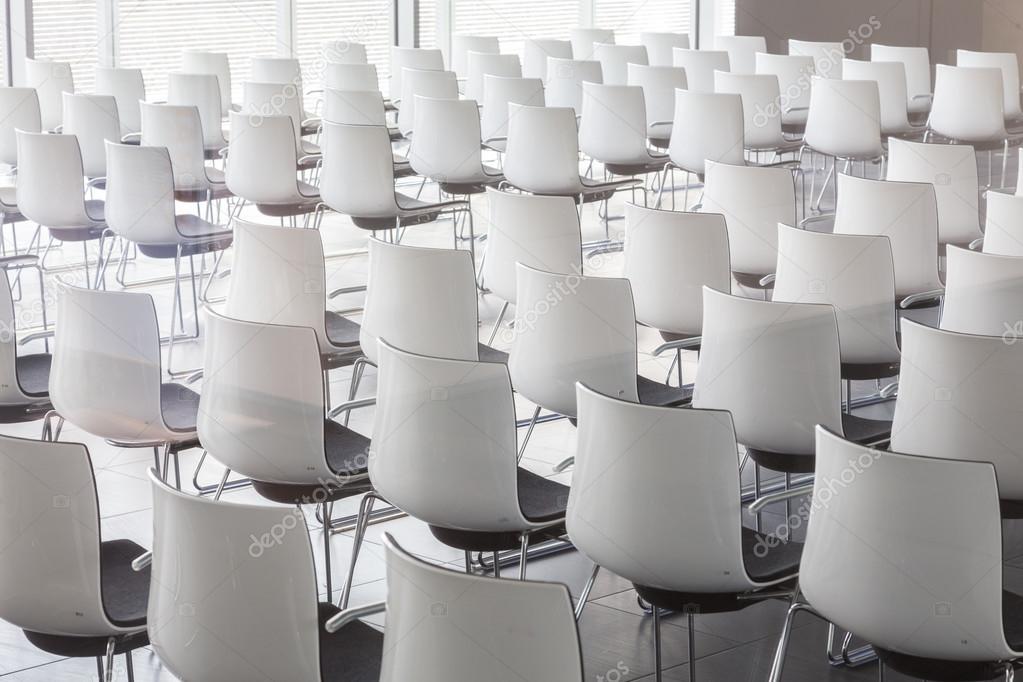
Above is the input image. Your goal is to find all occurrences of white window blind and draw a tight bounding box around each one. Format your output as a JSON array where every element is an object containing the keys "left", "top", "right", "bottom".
[
  {"left": 31, "top": 0, "right": 99, "bottom": 92},
  {"left": 115, "top": 0, "right": 278, "bottom": 101},
  {"left": 594, "top": 0, "right": 691, "bottom": 45},
  {"left": 295, "top": 0, "right": 393, "bottom": 92},
  {"left": 451, "top": 0, "right": 582, "bottom": 60},
  {"left": 716, "top": 0, "right": 736, "bottom": 36},
  {"left": 417, "top": 0, "right": 437, "bottom": 49}
]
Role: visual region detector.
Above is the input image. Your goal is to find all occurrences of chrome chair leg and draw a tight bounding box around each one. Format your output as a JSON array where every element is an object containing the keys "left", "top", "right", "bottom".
[
  {"left": 104, "top": 636, "right": 116, "bottom": 682},
  {"left": 575, "top": 563, "right": 600, "bottom": 620},
  {"left": 769, "top": 593, "right": 810, "bottom": 682},
  {"left": 339, "top": 491, "right": 379, "bottom": 609},
  {"left": 652, "top": 604, "right": 663, "bottom": 682},
  {"left": 687, "top": 613, "right": 697, "bottom": 682},
  {"left": 492, "top": 552, "right": 501, "bottom": 578},
  {"left": 518, "top": 533, "right": 529, "bottom": 580},
  {"left": 517, "top": 406, "right": 541, "bottom": 461},
  {"left": 125, "top": 650, "right": 134, "bottom": 682},
  {"left": 322, "top": 501, "right": 334, "bottom": 601},
  {"left": 487, "top": 301, "right": 509, "bottom": 346}
]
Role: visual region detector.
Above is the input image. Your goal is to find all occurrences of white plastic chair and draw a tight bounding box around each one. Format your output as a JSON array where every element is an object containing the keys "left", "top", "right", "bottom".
[
  {"left": 871, "top": 43, "right": 932, "bottom": 115},
  {"left": 755, "top": 53, "right": 815, "bottom": 129},
  {"left": 664, "top": 90, "right": 745, "bottom": 188},
  {"left": 451, "top": 34, "right": 500, "bottom": 79},
  {"left": 803, "top": 77, "right": 883, "bottom": 166},
  {"left": 592, "top": 43, "right": 648, "bottom": 86},
  {"left": 672, "top": 48, "right": 730, "bottom": 93},
  {"left": 321, "top": 88, "right": 403, "bottom": 146},
  {"left": 250, "top": 56, "right": 317, "bottom": 132},
  {"left": 0, "top": 87, "right": 41, "bottom": 167},
  {"left": 716, "top": 35, "right": 767, "bottom": 74},
  {"left": 139, "top": 101, "right": 231, "bottom": 205},
  {"left": 578, "top": 83, "right": 667, "bottom": 181},
  {"left": 61, "top": 92, "right": 120, "bottom": 180},
  {"left": 480, "top": 75, "right": 545, "bottom": 151},
  {"left": 714, "top": 71, "right": 802, "bottom": 154},
  {"left": 626, "top": 63, "right": 687, "bottom": 147},
  {"left": 22, "top": 57, "right": 73, "bottom": 131},
  {"left": 181, "top": 50, "right": 234, "bottom": 115},
  {"left": 930, "top": 64, "right": 1013, "bottom": 149},
  {"left": 396, "top": 67, "right": 458, "bottom": 137},
  {"left": 939, "top": 245, "right": 1023, "bottom": 337},
  {"left": 522, "top": 38, "right": 573, "bottom": 81},
  {"left": 957, "top": 48, "right": 1023, "bottom": 123},
  {"left": 465, "top": 51, "right": 520, "bottom": 101},
  {"left": 167, "top": 72, "right": 230, "bottom": 158},
  {"left": 788, "top": 39, "right": 844, "bottom": 78},
  {"left": 390, "top": 46, "right": 445, "bottom": 100},
  {"left": 544, "top": 57, "right": 603, "bottom": 116},
  {"left": 640, "top": 31, "right": 690, "bottom": 67},
  {"left": 323, "top": 62, "right": 381, "bottom": 93},
  {"left": 981, "top": 190, "right": 1023, "bottom": 256},
  {"left": 242, "top": 81, "right": 319, "bottom": 161},
  {"left": 94, "top": 67, "right": 145, "bottom": 139},
  {"left": 841, "top": 58, "right": 924, "bottom": 136},
  {"left": 321, "top": 39, "right": 368, "bottom": 64},
  {"left": 570, "top": 28, "right": 614, "bottom": 60},
  {"left": 0, "top": 265, "right": 51, "bottom": 422}
]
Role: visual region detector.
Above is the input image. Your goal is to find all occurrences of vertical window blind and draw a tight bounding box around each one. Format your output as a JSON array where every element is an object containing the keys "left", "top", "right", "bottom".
[
  {"left": 717, "top": 0, "right": 736, "bottom": 36},
  {"left": 31, "top": 0, "right": 99, "bottom": 91},
  {"left": 594, "top": 0, "right": 691, "bottom": 44},
  {"left": 295, "top": 0, "right": 393, "bottom": 91},
  {"left": 417, "top": 0, "right": 438, "bottom": 49}
]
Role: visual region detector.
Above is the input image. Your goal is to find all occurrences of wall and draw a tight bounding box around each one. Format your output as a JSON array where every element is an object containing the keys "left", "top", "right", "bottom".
[{"left": 981, "top": 0, "right": 1023, "bottom": 54}]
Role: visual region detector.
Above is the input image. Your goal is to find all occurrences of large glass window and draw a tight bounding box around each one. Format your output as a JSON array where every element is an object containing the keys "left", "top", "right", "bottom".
[
  {"left": 32, "top": 0, "right": 99, "bottom": 91},
  {"left": 717, "top": 0, "right": 736, "bottom": 36},
  {"left": 451, "top": 0, "right": 581, "bottom": 59},
  {"left": 295, "top": 0, "right": 393, "bottom": 91},
  {"left": 594, "top": 0, "right": 691, "bottom": 44}
]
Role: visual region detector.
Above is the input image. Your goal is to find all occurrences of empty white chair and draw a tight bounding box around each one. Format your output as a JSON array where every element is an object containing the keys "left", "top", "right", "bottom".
[
  {"left": 480, "top": 75, "right": 545, "bottom": 151},
  {"left": 627, "top": 63, "right": 687, "bottom": 147},
  {"left": 323, "top": 62, "right": 381, "bottom": 92},
  {"left": 22, "top": 57, "right": 73, "bottom": 131},
  {"left": 957, "top": 48, "right": 1023, "bottom": 122},
  {"left": 842, "top": 58, "right": 923, "bottom": 136},
  {"left": 61, "top": 92, "right": 120, "bottom": 180},
  {"left": 465, "top": 51, "right": 520, "bottom": 101},
  {"left": 803, "top": 77, "right": 883, "bottom": 168},
  {"left": 321, "top": 88, "right": 404, "bottom": 147},
  {"left": 0, "top": 87, "right": 41, "bottom": 168},
  {"left": 886, "top": 137, "right": 982, "bottom": 248},
  {"left": 788, "top": 39, "right": 844, "bottom": 78},
  {"left": 390, "top": 46, "right": 445, "bottom": 100},
  {"left": 982, "top": 190, "right": 1023, "bottom": 256},
  {"left": 714, "top": 71, "right": 802, "bottom": 153},
  {"left": 755, "top": 53, "right": 815, "bottom": 129},
  {"left": 251, "top": 56, "right": 318, "bottom": 134},
  {"left": 242, "top": 81, "right": 319, "bottom": 162},
  {"left": 640, "top": 31, "right": 690, "bottom": 67},
  {"left": 666, "top": 90, "right": 745, "bottom": 186},
  {"left": 94, "top": 66, "right": 145, "bottom": 139},
  {"left": 544, "top": 57, "right": 603, "bottom": 116},
  {"left": 451, "top": 34, "right": 500, "bottom": 78},
  {"left": 522, "top": 38, "right": 573, "bottom": 81},
  {"left": 570, "top": 28, "right": 614, "bottom": 59},
  {"left": 397, "top": 67, "right": 458, "bottom": 137},
  {"left": 181, "top": 50, "right": 234, "bottom": 115},
  {"left": 870, "top": 43, "right": 932, "bottom": 114},
  {"left": 167, "top": 72, "right": 230, "bottom": 158},
  {"left": 716, "top": 35, "right": 768, "bottom": 74},
  {"left": 0, "top": 266, "right": 51, "bottom": 422},
  {"left": 592, "top": 43, "right": 648, "bottom": 86},
  {"left": 321, "top": 39, "right": 369, "bottom": 64},
  {"left": 140, "top": 101, "right": 231, "bottom": 204},
  {"left": 672, "top": 48, "right": 730, "bottom": 92},
  {"left": 940, "top": 245, "right": 1023, "bottom": 337},
  {"left": 578, "top": 83, "right": 667, "bottom": 180},
  {"left": 930, "top": 64, "right": 1012, "bottom": 147}
]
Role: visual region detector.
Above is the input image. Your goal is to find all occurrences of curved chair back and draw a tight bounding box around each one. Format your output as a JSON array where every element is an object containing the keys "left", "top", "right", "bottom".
[
  {"left": 321, "top": 88, "right": 387, "bottom": 126},
  {"left": 833, "top": 174, "right": 942, "bottom": 298},
  {"left": 871, "top": 44, "right": 931, "bottom": 113},
  {"left": 371, "top": 342, "right": 527, "bottom": 532},
  {"left": 0, "top": 272, "right": 34, "bottom": 405},
  {"left": 0, "top": 87, "right": 41, "bottom": 166},
  {"left": 15, "top": 130, "right": 93, "bottom": 228},
  {"left": 62, "top": 92, "right": 120, "bottom": 178},
  {"left": 640, "top": 32, "right": 690, "bottom": 67},
  {"left": 323, "top": 62, "right": 380, "bottom": 92},
  {"left": 465, "top": 52, "right": 520, "bottom": 101},
  {"left": 803, "top": 427, "right": 1011, "bottom": 662},
  {"left": 95, "top": 67, "right": 145, "bottom": 136},
  {"left": 522, "top": 39, "right": 573, "bottom": 80},
  {"left": 715, "top": 35, "right": 767, "bottom": 74},
  {"left": 51, "top": 285, "right": 165, "bottom": 442},
  {"left": 571, "top": 385, "right": 760, "bottom": 592},
  {"left": 321, "top": 40, "right": 369, "bottom": 65},
  {"left": 788, "top": 39, "right": 844, "bottom": 78},
  {"left": 104, "top": 142, "right": 179, "bottom": 246},
  {"left": 714, "top": 71, "right": 784, "bottom": 149},
  {"left": 940, "top": 245, "right": 1023, "bottom": 336},
  {"left": 251, "top": 56, "right": 302, "bottom": 87},
  {"left": 623, "top": 204, "right": 730, "bottom": 336},
  {"left": 319, "top": 121, "right": 399, "bottom": 219},
  {"left": 773, "top": 225, "right": 900, "bottom": 366},
  {"left": 892, "top": 320, "right": 1023, "bottom": 501},
  {"left": 930, "top": 64, "right": 1007, "bottom": 142},
  {"left": 842, "top": 58, "right": 913, "bottom": 134},
  {"left": 579, "top": 83, "right": 649, "bottom": 164},
  {"left": 480, "top": 75, "right": 545, "bottom": 146},
  {"left": 409, "top": 96, "right": 486, "bottom": 184},
  {"left": 167, "top": 72, "right": 229, "bottom": 150},
  {"left": 23, "top": 57, "right": 73, "bottom": 131},
  {"left": 804, "top": 77, "right": 882, "bottom": 159},
  {"left": 361, "top": 240, "right": 479, "bottom": 365},
  {"left": 482, "top": 188, "right": 582, "bottom": 305},
  {"left": 545, "top": 57, "right": 603, "bottom": 116},
  {"left": 181, "top": 50, "right": 233, "bottom": 114},
  {"left": 886, "top": 137, "right": 982, "bottom": 247},
  {"left": 380, "top": 533, "right": 583, "bottom": 681},
  {"left": 754, "top": 53, "right": 814, "bottom": 125},
  {"left": 626, "top": 64, "right": 686, "bottom": 139},
  {"left": 701, "top": 160, "right": 794, "bottom": 277},
  {"left": 504, "top": 104, "right": 583, "bottom": 195},
  {"left": 390, "top": 47, "right": 445, "bottom": 99},
  {"left": 139, "top": 102, "right": 210, "bottom": 192},
  {"left": 510, "top": 264, "right": 638, "bottom": 418},
  {"left": 0, "top": 435, "right": 132, "bottom": 637},
  {"left": 451, "top": 35, "right": 500, "bottom": 79},
  {"left": 199, "top": 308, "right": 332, "bottom": 483},
  {"left": 570, "top": 28, "right": 614, "bottom": 60},
  {"left": 148, "top": 471, "right": 324, "bottom": 681},
  {"left": 668, "top": 90, "right": 744, "bottom": 176},
  {"left": 593, "top": 44, "right": 648, "bottom": 86},
  {"left": 242, "top": 81, "right": 306, "bottom": 155},
  {"left": 957, "top": 49, "right": 1023, "bottom": 121},
  {"left": 693, "top": 287, "right": 843, "bottom": 457},
  {"left": 225, "top": 111, "right": 301, "bottom": 205},
  {"left": 671, "top": 48, "right": 729, "bottom": 92},
  {"left": 983, "top": 190, "right": 1023, "bottom": 256},
  {"left": 397, "top": 68, "right": 458, "bottom": 136}
]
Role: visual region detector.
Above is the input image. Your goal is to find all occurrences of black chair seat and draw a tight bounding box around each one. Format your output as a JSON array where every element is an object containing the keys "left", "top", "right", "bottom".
[
  {"left": 256, "top": 200, "right": 321, "bottom": 218},
  {"left": 841, "top": 361, "right": 900, "bottom": 381},
  {"left": 324, "top": 419, "right": 371, "bottom": 475},
  {"left": 741, "top": 527, "right": 803, "bottom": 583},
  {"left": 841, "top": 413, "right": 892, "bottom": 445},
  {"left": 477, "top": 343, "right": 508, "bottom": 364},
  {"left": 174, "top": 185, "right": 233, "bottom": 203},
  {"left": 100, "top": 539, "right": 152, "bottom": 628},
  {"left": 325, "top": 311, "right": 361, "bottom": 347},
  {"left": 24, "top": 628, "right": 149, "bottom": 659},
  {"left": 732, "top": 271, "right": 771, "bottom": 290},
  {"left": 352, "top": 210, "right": 439, "bottom": 231},
  {"left": 49, "top": 224, "right": 106, "bottom": 243},
  {"left": 637, "top": 375, "right": 693, "bottom": 407},
  {"left": 16, "top": 352, "right": 51, "bottom": 397},
  {"left": 137, "top": 216, "right": 234, "bottom": 259},
  {"left": 317, "top": 603, "right": 383, "bottom": 681},
  {"left": 160, "top": 383, "right": 200, "bottom": 433},
  {"left": 1002, "top": 498, "right": 1023, "bottom": 519},
  {"left": 605, "top": 158, "right": 669, "bottom": 177},
  {"left": 746, "top": 447, "right": 815, "bottom": 474}
]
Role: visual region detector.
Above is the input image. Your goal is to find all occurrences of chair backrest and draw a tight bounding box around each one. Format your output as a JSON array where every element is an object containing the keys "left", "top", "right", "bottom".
[
  {"left": 360, "top": 240, "right": 479, "bottom": 365},
  {"left": 929, "top": 64, "right": 1007, "bottom": 143},
  {"left": 509, "top": 264, "right": 638, "bottom": 418},
  {"left": 545, "top": 57, "right": 603, "bottom": 116},
  {"left": 773, "top": 224, "right": 900, "bottom": 366},
  {"left": 803, "top": 427, "right": 1010, "bottom": 662},
  {"left": 833, "top": 173, "right": 943, "bottom": 298},
  {"left": 570, "top": 28, "right": 614, "bottom": 60},
  {"left": 0, "top": 435, "right": 123, "bottom": 637},
  {"left": 788, "top": 39, "right": 844, "bottom": 78},
  {"left": 983, "top": 190, "right": 1023, "bottom": 256},
  {"left": 592, "top": 43, "right": 648, "bottom": 86},
  {"left": 198, "top": 307, "right": 333, "bottom": 484},
  {"left": 842, "top": 58, "right": 912, "bottom": 134},
  {"left": 139, "top": 102, "right": 210, "bottom": 192},
  {"left": 715, "top": 35, "right": 767, "bottom": 74},
  {"left": 0, "top": 87, "right": 41, "bottom": 166},
  {"left": 319, "top": 121, "right": 398, "bottom": 219},
  {"left": 147, "top": 471, "right": 325, "bottom": 681},
  {"left": 321, "top": 88, "right": 387, "bottom": 126},
  {"left": 94, "top": 67, "right": 145, "bottom": 136},
  {"left": 50, "top": 285, "right": 165, "bottom": 442},
  {"left": 578, "top": 83, "right": 649, "bottom": 164},
  {"left": 61, "top": 92, "right": 120, "bottom": 178},
  {"left": 957, "top": 49, "right": 1023, "bottom": 120},
  {"left": 571, "top": 385, "right": 758, "bottom": 592},
  {"left": 480, "top": 75, "right": 545, "bottom": 144},
  {"left": 503, "top": 104, "right": 584, "bottom": 195},
  {"left": 701, "top": 160, "right": 794, "bottom": 276},
  {"left": 754, "top": 52, "right": 814, "bottom": 125},
  {"left": 380, "top": 533, "right": 583, "bottom": 682},
  {"left": 623, "top": 203, "right": 730, "bottom": 336},
  {"left": 714, "top": 71, "right": 784, "bottom": 149},
  {"left": 0, "top": 271, "right": 28, "bottom": 405},
  {"left": 671, "top": 48, "right": 730, "bottom": 93},
  {"left": 321, "top": 39, "right": 369, "bottom": 65},
  {"left": 15, "top": 130, "right": 92, "bottom": 228},
  {"left": 397, "top": 68, "right": 458, "bottom": 136},
  {"left": 451, "top": 34, "right": 501, "bottom": 78},
  {"left": 104, "top": 142, "right": 179, "bottom": 246},
  {"left": 22, "top": 57, "right": 73, "bottom": 130},
  {"left": 871, "top": 44, "right": 931, "bottom": 111},
  {"left": 522, "top": 39, "right": 573, "bottom": 80},
  {"left": 886, "top": 137, "right": 982, "bottom": 247},
  {"left": 390, "top": 47, "right": 445, "bottom": 99},
  {"left": 804, "top": 77, "right": 882, "bottom": 159},
  {"left": 465, "top": 51, "right": 520, "bottom": 103},
  {"left": 640, "top": 32, "right": 690, "bottom": 67},
  {"left": 693, "top": 287, "right": 843, "bottom": 457},
  {"left": 371, "top": 341, "right": 527, "bottom": 532},
  {"left": 667, "top": 90, "right": 744, "bottom": 176},
  {"left": 251, "top": 56, "right": 302, "bottom": 87},
  {"left": 626, "top": 64, "right": 687, "bottom": 135},
  {"left": 181, "top": 50, "right": 233, "bottom": 114},
  {"left": 225, "top": 111, "right": 301, "bottom": 205},
  {"left": 323, "top": 62, "right": 380, "bottom": 92},
  {"left": 409, "top": 96, "right": 485, "bottom": 184},
  {"left": 482, "top": 187, "right": 582, "bottom": 305},
  {"left": 242, "top": 81, "right": 306, "bottom": 155},
  {"left": 940, "top": 245, "right": 1023, "bottom": 336},
  {"left": 167, "top": 72, "right": 229, "bottom": 149}
]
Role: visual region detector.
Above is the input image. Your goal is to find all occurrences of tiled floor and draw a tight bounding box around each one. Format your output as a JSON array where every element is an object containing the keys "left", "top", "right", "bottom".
[{"left": 0, "top": 167, "right": 1014, "bottom": 682}]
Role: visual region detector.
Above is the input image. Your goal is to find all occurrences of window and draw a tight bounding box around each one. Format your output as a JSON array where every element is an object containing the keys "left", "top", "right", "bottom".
[
  {"left": 716, "top": 0, "right": 736, "bottom": 36},
  {"left": 450, "top": 0, "right": 581, "bottom": 59},
  {"left": 31, "top": 0, "right": 99, "bottom": 91},
  {"left": 417, "top": 0, "right": 438, "bottom": 49},
  {"left": 295, "top": 0, "right": 394, "bottom": 91},
  {"left": 115, "top": 0, "right": 278, "bottom": 101},
  {"left": 594, "top": 0, "right": 691, "bottom": 44}
]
